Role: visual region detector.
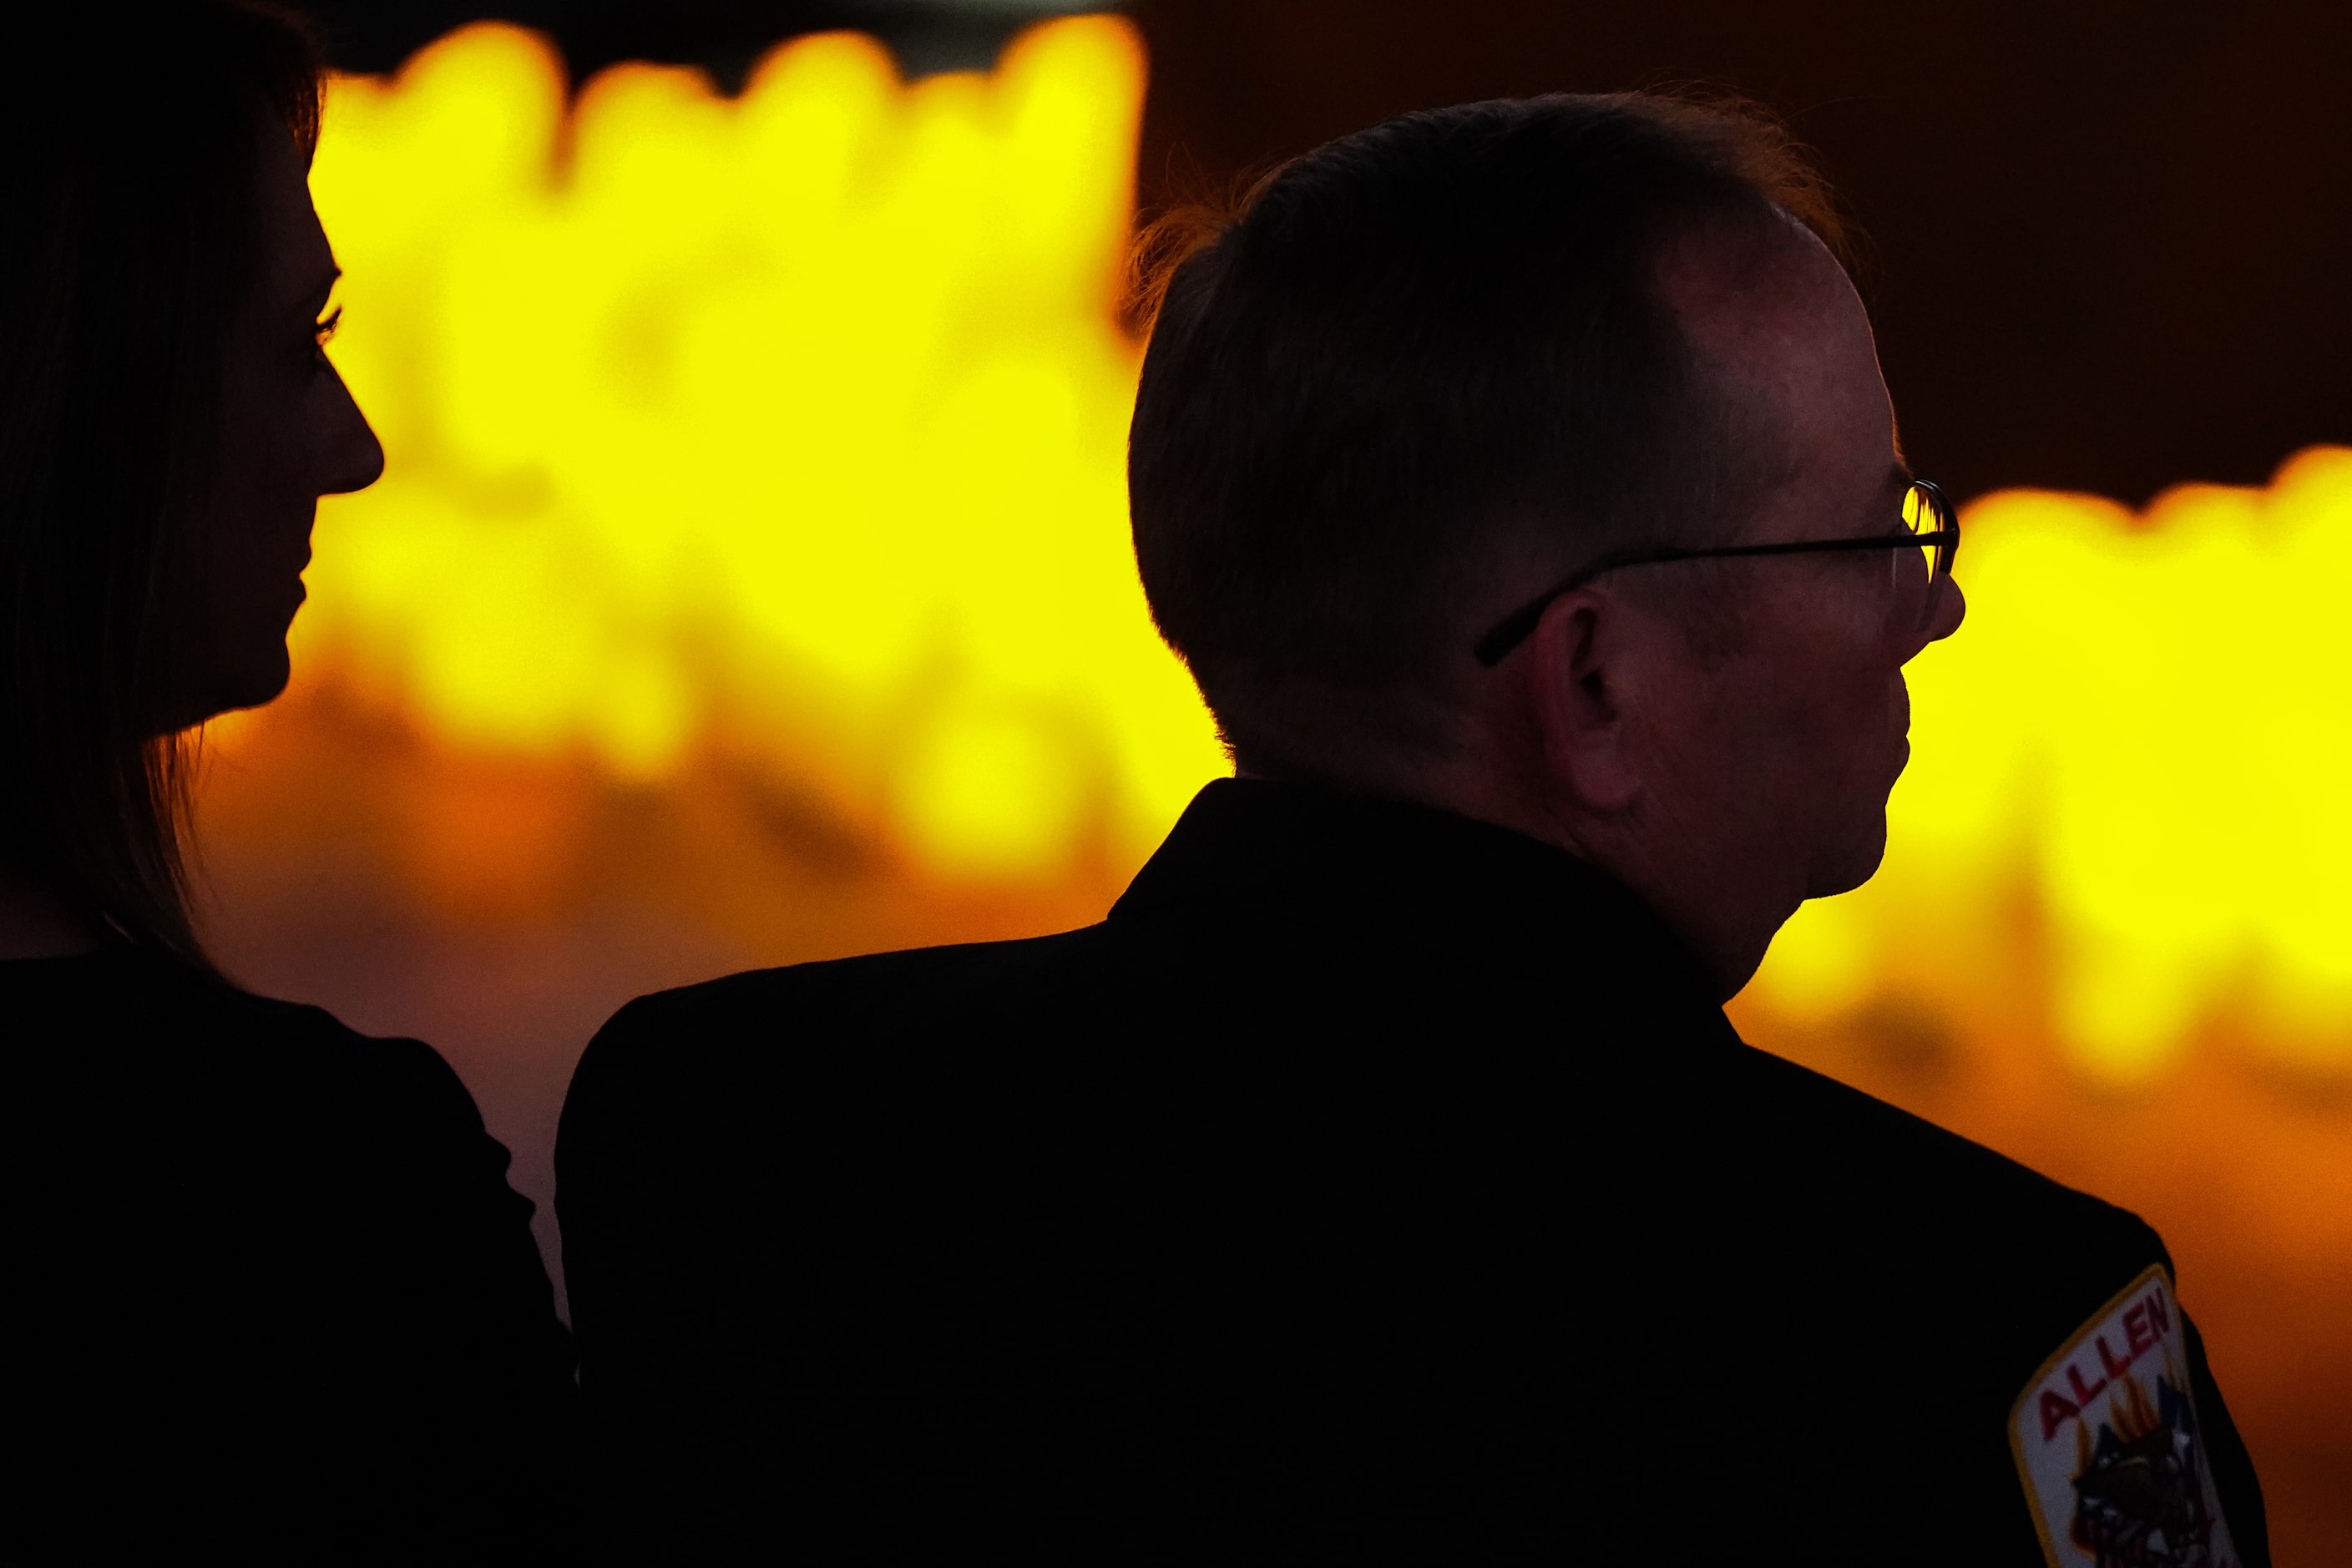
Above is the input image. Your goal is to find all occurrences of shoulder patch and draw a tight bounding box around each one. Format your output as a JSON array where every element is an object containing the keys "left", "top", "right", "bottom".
[{"left": 2010, "top": 1264, "right": 2243, "bottom": 1568}]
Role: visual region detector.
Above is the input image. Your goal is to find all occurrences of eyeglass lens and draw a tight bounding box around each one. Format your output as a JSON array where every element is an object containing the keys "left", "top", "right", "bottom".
[
  {"left": 1899, "top": 479, "right": 1957, "bottom": 628},
  {"left": 1900, "top": 482, "right": 1943, "bottom": 582}
]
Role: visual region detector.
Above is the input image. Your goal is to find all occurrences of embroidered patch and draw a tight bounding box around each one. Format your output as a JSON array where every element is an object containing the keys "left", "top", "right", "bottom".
[{"left": 2010, "top": 1264, "right": 2241, "bottom": 1568}]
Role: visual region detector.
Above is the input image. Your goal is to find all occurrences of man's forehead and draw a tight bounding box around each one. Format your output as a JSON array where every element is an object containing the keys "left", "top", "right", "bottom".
[
  {"left": 1654, "top": 205, "right": 1834, "bottom": 306},
  {"left": 1658, "top": 222, "right": 1864, "bottom": 368},
  {"left": 1666, "top": 220, "right": 1888, "bottom": 465}
]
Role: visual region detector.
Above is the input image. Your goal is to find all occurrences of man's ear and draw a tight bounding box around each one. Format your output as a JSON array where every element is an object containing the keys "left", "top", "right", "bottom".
[{"left": 1525, "top": 589, "right": 1642, "bottom": 812}]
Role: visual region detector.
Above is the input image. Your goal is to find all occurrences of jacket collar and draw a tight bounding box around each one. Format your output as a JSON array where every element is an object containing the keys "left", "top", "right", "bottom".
[{"left": 1112, "top": 777, "right": 1723, "bottom": 1009}]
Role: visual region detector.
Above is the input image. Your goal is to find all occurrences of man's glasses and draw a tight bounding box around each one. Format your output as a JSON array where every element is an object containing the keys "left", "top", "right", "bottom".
[{"left": 1471, "top": 478, "right": 1960, "bottom": 667}]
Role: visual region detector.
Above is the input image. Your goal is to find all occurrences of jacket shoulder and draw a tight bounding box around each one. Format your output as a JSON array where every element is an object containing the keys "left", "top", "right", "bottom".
[
  {"left": 559, "top": 925, "right": 1112, "bottom": 1151},
  {"left": 54, "top": 958, "right": 492, "bottom": 1143},
  {"left": 1733, "top": 1039, "right": 2157, "bottom": 1239},
  {"left": 1719, "top": 1039, "right": 2172, "bottom": 1358},
  {"left": 595, "top": 923, "right": 1108, "bottom": 1055}
]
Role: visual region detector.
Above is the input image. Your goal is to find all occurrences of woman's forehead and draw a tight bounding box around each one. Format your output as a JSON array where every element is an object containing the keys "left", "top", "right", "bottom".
[{"left": 251, "top": 119, "right": 336, "bottom": 301}]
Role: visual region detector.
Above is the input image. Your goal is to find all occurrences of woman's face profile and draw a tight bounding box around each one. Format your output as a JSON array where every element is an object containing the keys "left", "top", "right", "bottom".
[{"left": 159, "top": 113, "right": 384, "bottom": 734}]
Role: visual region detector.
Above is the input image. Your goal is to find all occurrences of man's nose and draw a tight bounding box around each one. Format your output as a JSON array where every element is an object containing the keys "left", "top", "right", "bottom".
[
  {"left": 1930, "top": 575, "right": 1966, "bottom": 640},
  {"left": 1903, "top": 574, "right": 1965, "bottom": 661}
]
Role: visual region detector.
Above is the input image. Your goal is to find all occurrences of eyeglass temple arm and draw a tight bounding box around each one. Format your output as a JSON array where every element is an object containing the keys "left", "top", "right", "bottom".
[{"left": 1471, "top": 527, "right": 1959, "bottom": 667}]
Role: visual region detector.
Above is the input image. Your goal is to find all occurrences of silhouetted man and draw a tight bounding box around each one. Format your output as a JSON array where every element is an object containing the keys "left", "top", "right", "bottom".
[{"left": 558, "top": 94, "right": 2267, "bottom": 1565}]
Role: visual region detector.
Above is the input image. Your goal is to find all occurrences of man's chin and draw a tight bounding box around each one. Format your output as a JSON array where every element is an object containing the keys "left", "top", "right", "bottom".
[{"left": 1807, "top": 818, "right": 1889, "bottom": 900}]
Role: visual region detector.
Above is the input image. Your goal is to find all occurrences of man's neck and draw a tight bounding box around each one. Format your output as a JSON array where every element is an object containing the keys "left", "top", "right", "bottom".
[
  {"left": 1390, "top": 769, "right": 1783, "bottom": 1004},
  {"left": 1232, "top": 739, "right": 1792, "bottom": 1001},
  {"left": 0, "top": 875, "right": 99, "bottom": 960}
]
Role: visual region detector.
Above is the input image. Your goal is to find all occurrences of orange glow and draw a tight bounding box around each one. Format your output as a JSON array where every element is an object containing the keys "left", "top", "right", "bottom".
[{"left": 185, "top": 21, "right": 2348, "bottom": 1563}]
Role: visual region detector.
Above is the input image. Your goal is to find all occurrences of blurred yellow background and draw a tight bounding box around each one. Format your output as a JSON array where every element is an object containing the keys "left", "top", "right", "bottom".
[
  {"left": 191, "top": 18, "right": 2347, "bottom": 1559},
  {"left": 296, "top": 17, "right": 1217, "bottom": 880}
]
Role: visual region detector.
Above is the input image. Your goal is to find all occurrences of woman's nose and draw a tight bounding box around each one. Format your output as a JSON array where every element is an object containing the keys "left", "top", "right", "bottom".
[{"left": 320, "top": 370, "right": 384, "bottom": 498}]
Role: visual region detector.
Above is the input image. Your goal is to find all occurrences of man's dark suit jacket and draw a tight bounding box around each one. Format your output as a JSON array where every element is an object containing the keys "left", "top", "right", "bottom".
[{"left": 558, "top": 778, "right": 2267, "bottom": 1565}]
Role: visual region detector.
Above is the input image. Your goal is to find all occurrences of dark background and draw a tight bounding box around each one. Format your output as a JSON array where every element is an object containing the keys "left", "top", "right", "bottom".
[{"left": 307, "top": 0, "right": 2349, "bottom": 507}]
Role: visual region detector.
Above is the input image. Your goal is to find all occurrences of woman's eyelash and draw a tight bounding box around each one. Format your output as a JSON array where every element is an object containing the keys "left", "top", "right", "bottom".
[{"left": 313, "top": 306, "right": 342, "bottom": 346}]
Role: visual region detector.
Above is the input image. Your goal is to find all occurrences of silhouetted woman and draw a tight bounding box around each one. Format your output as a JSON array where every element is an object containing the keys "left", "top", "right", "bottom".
[{"left": 0, "top": 3, "right": 574, "bottom": 1557}]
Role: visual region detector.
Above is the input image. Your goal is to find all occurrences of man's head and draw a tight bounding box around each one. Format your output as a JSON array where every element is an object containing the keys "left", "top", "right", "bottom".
[{"left": 1128, "top": 94, "right": 1964, "bottom": 996}]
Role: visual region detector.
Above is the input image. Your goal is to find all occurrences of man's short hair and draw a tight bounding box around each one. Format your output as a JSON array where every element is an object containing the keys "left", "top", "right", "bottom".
[{"left": 1127, "top": 93, "right": 1849, "bottom": 776}]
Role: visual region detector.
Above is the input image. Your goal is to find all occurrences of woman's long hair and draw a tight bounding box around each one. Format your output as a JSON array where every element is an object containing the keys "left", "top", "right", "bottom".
[{"left": 0, "top": 2, "right": 322, "bottom": 967}]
